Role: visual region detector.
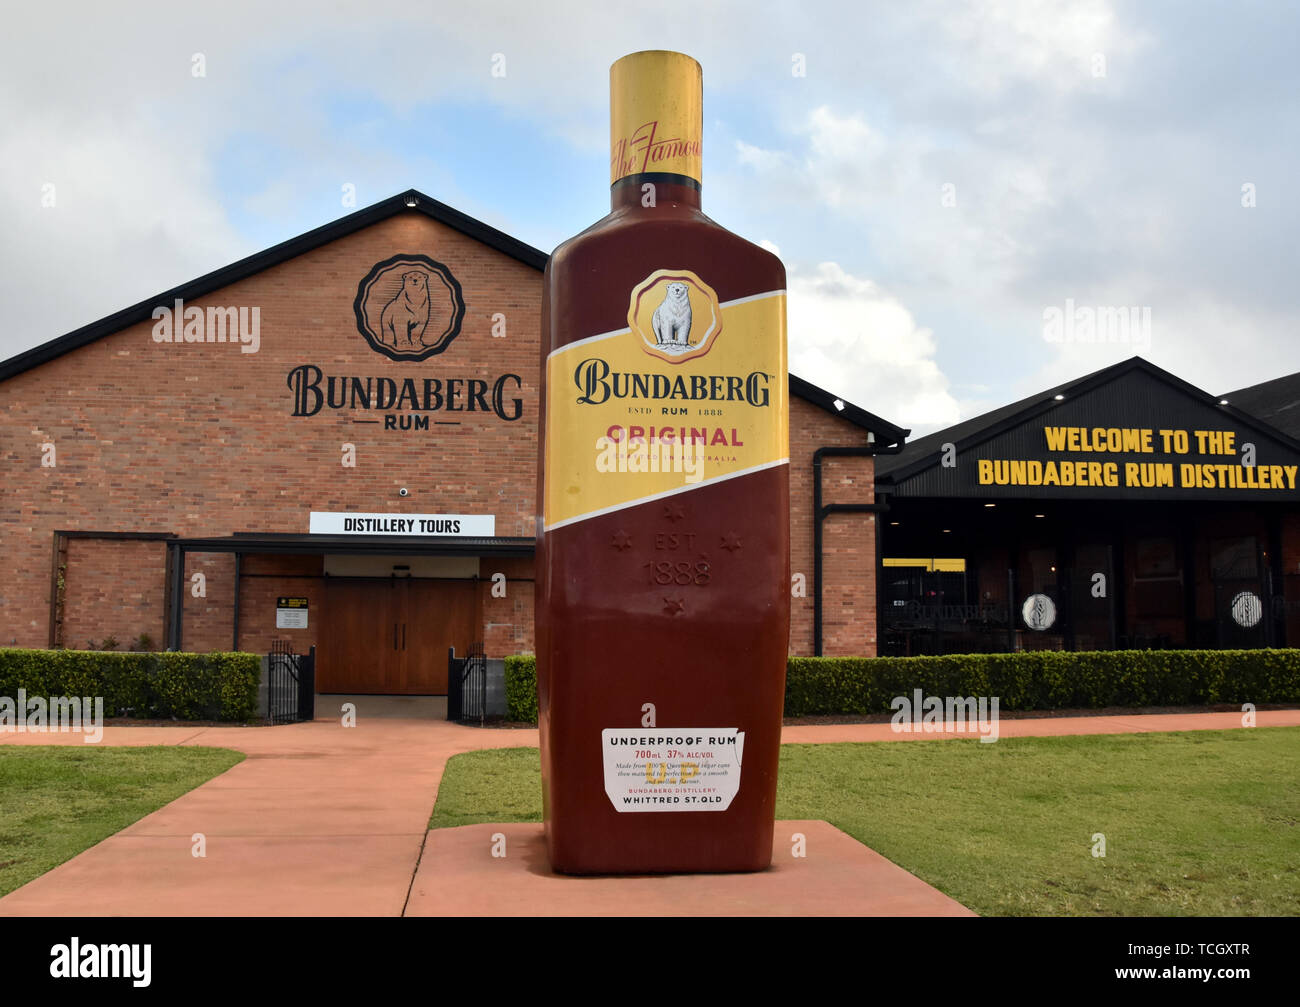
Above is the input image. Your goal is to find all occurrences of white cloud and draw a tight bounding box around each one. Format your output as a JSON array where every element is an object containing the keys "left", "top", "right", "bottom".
[
  {"left": 1, "top": 0, "right": 1295, "bottom": 422},
  {"left": 788, "top": 262, "right": 960, "bottom": 434},
  {"left": 0, "top": 115, "right": 245, "bottom": 354},
  {"left": 935, "top": 0, "right": 1138, "bottom": 95}
]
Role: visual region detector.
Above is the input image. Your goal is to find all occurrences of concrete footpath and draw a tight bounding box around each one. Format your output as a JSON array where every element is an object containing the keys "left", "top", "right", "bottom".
[{"left": 1, "top": 704, "right": 1296, "bottom": 916}]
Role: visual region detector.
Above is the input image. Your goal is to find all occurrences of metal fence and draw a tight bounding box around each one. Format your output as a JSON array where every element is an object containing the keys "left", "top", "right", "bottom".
[
  {"left": 268, "top": 641, "right": 316, "bottom": 724},
  {"left": 447, "top": 642, "right": 486, "bottom": 724}
]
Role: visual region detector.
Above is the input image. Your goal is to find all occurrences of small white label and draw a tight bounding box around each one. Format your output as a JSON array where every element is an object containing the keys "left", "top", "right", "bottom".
[
  {"left": 275, "top": 608, "right": 308, "bottom": 629},
  {"left": 601, "top": 728, "right": 744, "bottom": 812}
]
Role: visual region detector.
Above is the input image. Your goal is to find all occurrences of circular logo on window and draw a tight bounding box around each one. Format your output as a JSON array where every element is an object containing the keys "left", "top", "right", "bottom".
[
  {"left": 627, "top": 268, "right": 723, "bottom": 364},
  {"left": 1230, "top": 590, "right": 1262, "bottom": 629},
  {"left": 353, "top": 253, "right": 466, "bottom": 361},
  {"left": 1022, "top": 593, "right": 1057, "bottom": 631}
]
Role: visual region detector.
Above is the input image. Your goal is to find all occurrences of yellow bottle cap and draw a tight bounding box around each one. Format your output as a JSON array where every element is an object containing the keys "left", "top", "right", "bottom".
[{"left": 609, "top": 50, "right": 702, "bottom": 187}]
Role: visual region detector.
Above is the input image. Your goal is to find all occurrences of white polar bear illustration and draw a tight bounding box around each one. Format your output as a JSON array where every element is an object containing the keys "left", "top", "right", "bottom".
[{"left": 651, "top": 282, "right": 693, "bottom": 348}]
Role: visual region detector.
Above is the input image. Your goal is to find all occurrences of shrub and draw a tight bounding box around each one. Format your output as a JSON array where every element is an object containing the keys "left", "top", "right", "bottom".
[
  {"left": 505, "top": 655, "right": 539, "bottom": 723},
  {"left": 129, "top": 633, "right": 156, "bottom": 653},
  {"left": 502, "top": 649, "right": 1300, "bottom": 724},
  {"left": 0, "top": 649, "right": 260, "bottom": 721}
]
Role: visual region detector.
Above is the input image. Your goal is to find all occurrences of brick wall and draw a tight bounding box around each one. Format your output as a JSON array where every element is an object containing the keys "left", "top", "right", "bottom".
[
  {"left": 480, "top": 555, "right": 536, "bottom": 657},
  {"left": 182, "top": 552, "right": 237, "bottom": 652},
  {"left": 58, "top": 538, "right": 168, "bottom": 650},
  {"left": 788, "top": 397, "right": 877, "bottom": 656},
  {"left": 235, "top": 554, "right": 324, "bottom": 656}
]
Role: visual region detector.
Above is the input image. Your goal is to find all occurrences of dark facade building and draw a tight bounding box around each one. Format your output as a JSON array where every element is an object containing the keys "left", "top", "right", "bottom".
[{"left": 876, "top": 357, "right": 1300, "bottom": 655}]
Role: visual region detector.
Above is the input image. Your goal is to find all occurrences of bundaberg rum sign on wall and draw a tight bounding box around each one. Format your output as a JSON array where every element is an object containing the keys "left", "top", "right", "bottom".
[{"left": 537, "top": 50, "right": 790, "bottom": 873}]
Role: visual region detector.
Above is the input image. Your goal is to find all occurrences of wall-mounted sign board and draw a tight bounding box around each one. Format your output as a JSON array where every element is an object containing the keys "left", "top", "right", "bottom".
[
  {"left": 275, "top": 596, "right": 308, "bottom": 629},
  {"left": 308, "top": 512, "right": 496, "bottom": 537}
]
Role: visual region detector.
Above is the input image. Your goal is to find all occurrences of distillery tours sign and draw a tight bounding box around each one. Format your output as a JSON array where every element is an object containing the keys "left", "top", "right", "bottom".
[
  {"left": 308, "top": 512, "right": 496, "bottom": 536},
  {"left": 285, "top": 253, "right": 524, "bottom": 428}
]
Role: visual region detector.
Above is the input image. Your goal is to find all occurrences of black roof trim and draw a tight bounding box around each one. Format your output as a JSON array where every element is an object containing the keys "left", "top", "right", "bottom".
[
  {"left": 877, "top": 355, "right": 1300, "bottom": 487},
  {"left": 0, "top": 189, "right": 548, "bottom": 383},
  {"left": 177, "top": 533, "right": 536, "bottom": 557},
  {"left": 789, "top": 373, "right": 909, "bottom": 445}
]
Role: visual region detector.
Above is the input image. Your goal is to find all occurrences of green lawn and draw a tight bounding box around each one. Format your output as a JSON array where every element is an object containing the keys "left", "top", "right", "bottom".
[
  {"left": 430, "top": 727, "right": 1300, "bottom": 916},
  {"left": 0, "top": 746, "right": 245, "bottom": 898}
]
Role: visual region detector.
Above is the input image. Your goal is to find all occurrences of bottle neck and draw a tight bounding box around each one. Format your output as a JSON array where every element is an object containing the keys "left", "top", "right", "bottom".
[{"left": 610, "top": 173, "right": 702, "bottom": 211}]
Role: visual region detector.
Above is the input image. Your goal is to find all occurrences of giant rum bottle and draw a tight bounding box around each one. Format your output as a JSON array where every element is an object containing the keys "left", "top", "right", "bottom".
[{"left": 537, "top": 50, "right": 789, "bottom": 873}]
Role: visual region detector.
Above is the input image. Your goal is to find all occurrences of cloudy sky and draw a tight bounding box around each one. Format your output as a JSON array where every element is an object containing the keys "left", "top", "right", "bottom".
[{"left": 3, "top": 0, "right": 1295, "bottom": 435}]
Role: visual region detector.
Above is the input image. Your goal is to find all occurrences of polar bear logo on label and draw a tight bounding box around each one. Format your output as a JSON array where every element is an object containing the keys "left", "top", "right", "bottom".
[
  {"left": 627, "top": 269, "right": 722, "bottom": 365},
  {"left": 651, "top": 282, "right": 693, "bottom": 348}
]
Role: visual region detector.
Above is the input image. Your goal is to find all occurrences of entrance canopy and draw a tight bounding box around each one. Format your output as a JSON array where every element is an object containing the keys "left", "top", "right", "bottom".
[{"left": 163, "top": 532, "right": 534, "bottom": 652}]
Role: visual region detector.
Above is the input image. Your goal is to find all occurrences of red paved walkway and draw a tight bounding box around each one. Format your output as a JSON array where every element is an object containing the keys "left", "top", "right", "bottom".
[{"left": 1, "top": 706, "right": 1294, "bottom": 916}]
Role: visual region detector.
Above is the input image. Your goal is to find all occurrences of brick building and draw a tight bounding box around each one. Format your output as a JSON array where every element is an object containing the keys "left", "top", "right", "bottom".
[{"left": 0, "top": 190, "right": 908, "bottom": 693}]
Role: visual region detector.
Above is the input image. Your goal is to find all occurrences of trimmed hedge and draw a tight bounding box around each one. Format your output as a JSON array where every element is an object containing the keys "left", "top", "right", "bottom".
[
  {"left": 505, "top": 655, "right": 539, "bottom": 724},
  {"left": 0, "top": 649, "right": 261, "bottom": 722},
  {"left": 504, "top": 649, "right": 1300, "bottom": 724}
]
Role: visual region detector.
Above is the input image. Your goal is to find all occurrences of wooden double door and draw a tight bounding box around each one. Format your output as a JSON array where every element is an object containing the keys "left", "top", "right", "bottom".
[{"left": 317, "top": 578, "right": 477, "bottom": 694}]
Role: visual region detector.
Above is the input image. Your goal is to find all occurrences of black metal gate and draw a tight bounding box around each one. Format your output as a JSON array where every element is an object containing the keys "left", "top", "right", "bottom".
[
  {"left": 447, "top": 642, "right": 486, "bottom": 724},
  {"left": 268, "top": 641, "right": 316, "bottom": 724}
]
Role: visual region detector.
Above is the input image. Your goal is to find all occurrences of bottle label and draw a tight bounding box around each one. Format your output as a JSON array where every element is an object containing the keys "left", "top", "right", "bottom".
[
  {"left": 543, "top": 271, "right": 788, "bottom": 531},
  {"left": 601, "top": 728, "right": 745, "bottom": 812}
]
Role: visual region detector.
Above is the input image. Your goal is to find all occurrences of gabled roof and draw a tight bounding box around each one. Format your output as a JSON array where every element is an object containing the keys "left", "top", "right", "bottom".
[
  {"left": 0, "top": 189, "right": 547, "bottom": 384},
  {"left": 789, "top": 374, "right": 909, "bottom": 447},
  {"left": 1222, "top": 371, "right": 1300, "bottom": 440},
  {"left": 876, "top": 355, "right": 1300, "bottom": 486},
  {"left": 0, "top": 189, "right": 908, "bottom": 444}
]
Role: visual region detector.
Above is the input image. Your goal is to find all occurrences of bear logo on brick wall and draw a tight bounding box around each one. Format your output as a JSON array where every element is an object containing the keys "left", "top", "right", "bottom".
[
  {"left": 380, "top": 271, "right": 431, "bottom": 349},
  {"left": 354, "top": 254, "right": 466, "bottom": 361}
]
